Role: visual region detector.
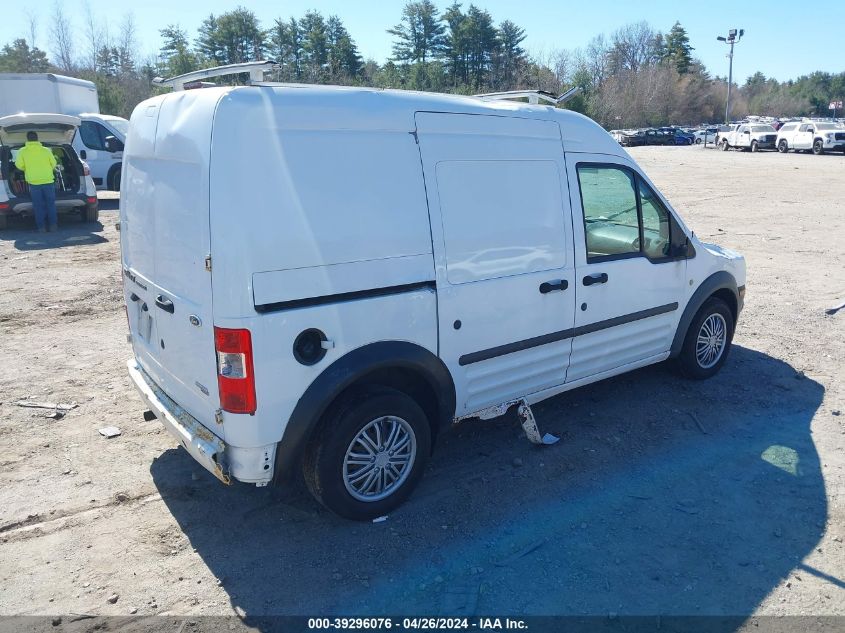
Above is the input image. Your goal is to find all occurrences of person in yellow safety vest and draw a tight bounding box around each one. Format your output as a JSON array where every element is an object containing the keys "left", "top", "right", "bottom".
[{"left": 14, "top": 131, "right": 58, "bottom": 232}]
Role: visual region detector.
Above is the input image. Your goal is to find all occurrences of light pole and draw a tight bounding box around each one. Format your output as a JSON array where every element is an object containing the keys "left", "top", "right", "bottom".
[{"left": 717, "top": 28, "right": 744, "bottom": 124}]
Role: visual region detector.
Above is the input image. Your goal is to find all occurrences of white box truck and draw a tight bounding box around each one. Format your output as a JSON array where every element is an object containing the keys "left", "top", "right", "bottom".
[{"left": 0, "top": 73, "right": 127, "bottom": 190}]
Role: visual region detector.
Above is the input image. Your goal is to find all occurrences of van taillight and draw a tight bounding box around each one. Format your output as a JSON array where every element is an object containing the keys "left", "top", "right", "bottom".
[
  {"left": 82, "top": 163, "right": 90, "bottom": 176},
  {"left": 214, "top": 327, "right": 257, "bottom": 414}
]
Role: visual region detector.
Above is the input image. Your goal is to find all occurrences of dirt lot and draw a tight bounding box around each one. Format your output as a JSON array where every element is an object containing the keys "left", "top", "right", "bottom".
[{"left": 0, "top": 146, "right": 843, "bottom": 622}]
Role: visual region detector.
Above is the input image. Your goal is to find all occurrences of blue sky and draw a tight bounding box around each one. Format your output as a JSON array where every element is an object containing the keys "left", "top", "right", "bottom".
[{"left": 8, "top": 0, "right": 844, "bottom": 82}]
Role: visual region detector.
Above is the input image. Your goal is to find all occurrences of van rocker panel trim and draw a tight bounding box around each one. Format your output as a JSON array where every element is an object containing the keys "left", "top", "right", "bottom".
[
  {"left": 458, "top": 302, "right": 679, "bottom": 366},
  {"left": 273, "top": 341, "right": 456, "bottom": 486}
]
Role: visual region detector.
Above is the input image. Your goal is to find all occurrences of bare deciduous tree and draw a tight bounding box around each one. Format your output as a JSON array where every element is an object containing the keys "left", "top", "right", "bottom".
[{"left": 49, "top": 1, "right": 75, "bottom": 71}]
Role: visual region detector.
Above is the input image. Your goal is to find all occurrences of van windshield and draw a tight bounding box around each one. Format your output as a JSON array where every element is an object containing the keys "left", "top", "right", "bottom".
[
  {"left": 751, "top": 126, "right": 775, "bottom": 132},
  {"left": 108, "top": 119, "right": 129, "bottom": 136}
]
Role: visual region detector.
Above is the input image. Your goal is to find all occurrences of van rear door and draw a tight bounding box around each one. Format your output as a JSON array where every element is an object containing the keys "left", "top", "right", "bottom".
[{"left": 120, "top": 92, "right": 221, "bottom": 431}]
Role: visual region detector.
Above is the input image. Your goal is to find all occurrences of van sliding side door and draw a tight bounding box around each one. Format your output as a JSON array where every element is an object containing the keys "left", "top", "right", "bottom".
[{"left": 414, "top": 112, "right": 577, "bottom": 417}]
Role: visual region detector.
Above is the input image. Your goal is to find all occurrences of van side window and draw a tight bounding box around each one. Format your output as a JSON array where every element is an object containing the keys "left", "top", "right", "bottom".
[
  {"left": 80, "top": 121, "right": 107, "bottom": 151},
  {"left": 638, "top": 180, "right": 671, "bottom": 259},
  {"left": 436, "top": 160, "right": 567, "bottom": 284},
  {"left": 577, "top": 165, "right": 640, "bottom": 260}
]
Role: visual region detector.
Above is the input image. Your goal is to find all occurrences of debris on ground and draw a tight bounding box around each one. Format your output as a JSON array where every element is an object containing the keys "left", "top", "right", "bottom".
[
  {"left": 15, "top": 400, "right": 77, "bottom": 411},
  {"left": 688, "top": 412, "right": 708, "bottom": 435},
  {"left": 98, "top": 426, "right": 121, "bottom": 438},
  {"left": 372, "top": 515, "right": 388, "bottom": 524},
  {"left": 494, "top": 539, "right": 547, "bottom": 567},
  {"left": 824, "top": 300, "right": 844, "bottom": 315}
]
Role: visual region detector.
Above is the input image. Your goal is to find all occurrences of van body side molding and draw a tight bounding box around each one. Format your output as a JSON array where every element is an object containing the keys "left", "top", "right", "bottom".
[
  {"left": 255, "top": 281, "right": 436, "bottom": 313},
  {"left": 459, "top": 302, "right": 679, "bottom": 366}
]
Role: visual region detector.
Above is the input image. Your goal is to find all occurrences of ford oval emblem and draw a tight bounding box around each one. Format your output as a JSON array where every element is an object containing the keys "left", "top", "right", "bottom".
[{"left": 189, "top": 315, "right": 202, "bottom": 327}]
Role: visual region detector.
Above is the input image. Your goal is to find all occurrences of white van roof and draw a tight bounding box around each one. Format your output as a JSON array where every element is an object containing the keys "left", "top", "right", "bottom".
[{"left": 141, "top": 84, "right": 623, "bottom": 157}]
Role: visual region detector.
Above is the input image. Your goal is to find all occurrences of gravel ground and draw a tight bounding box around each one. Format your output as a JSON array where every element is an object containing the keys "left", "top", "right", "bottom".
[{"left": 0, "top": 147, "right": 843, "bottom": 622}]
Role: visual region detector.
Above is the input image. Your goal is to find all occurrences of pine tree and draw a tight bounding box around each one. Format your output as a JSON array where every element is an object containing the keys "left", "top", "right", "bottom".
[
  {"left": 299, "top": 11, "right": 328, "bottom": 83},
  {"left": 664, "top": 22, "right": 693, "bottom": 74},
  {"left": 0, "top": 39, "right": 51, "bottom": 72},
  {"left": 496, "top": 20, "right": 526, "bottom": 89},
  {"left": 387, "top": 1, "right": 446, "bottom": 64},
  {"left": 159, "top": 26, "right": 199, "bottom": 77},
  {"left": 195, "top": 15, "right": 222, "bottom": 65}
]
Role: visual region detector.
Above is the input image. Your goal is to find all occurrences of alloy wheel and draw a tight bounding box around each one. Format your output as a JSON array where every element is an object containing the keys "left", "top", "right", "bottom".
[{"left": 343, "top": 416, "right": 417, "bottom": 502}]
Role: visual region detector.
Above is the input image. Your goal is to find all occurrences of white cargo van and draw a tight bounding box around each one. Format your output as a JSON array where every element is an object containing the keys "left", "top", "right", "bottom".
[
  {"left": 122, "top": 84, "right": 746, "bottom": 519},
  {"left": 0, "top": 73, "right": 127, "bottom": 190}
]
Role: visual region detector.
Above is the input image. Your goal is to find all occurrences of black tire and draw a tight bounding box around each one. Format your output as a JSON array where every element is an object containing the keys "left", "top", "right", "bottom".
[
  {"left": 0, "top": 214, "right": 7, "bottom": 230},
  {"left": 813, "top": 139, "right": 824, "bottom": 155},
  {"left": 303, "top": 387, "right": 432, "bottom": 520},
  {"left": 695, "top": 138, "right": 702, "bottom": 145},
  {"left": 750, "top": 140, "right": 759, "bottom": 153},
  {"left": 84, "top": 205, "right": 99, "bottom": 223},
  {"left": 720, "top": 139, "right": 729, "bottom": 151},
  {"left": 778, "top": 139, "right": 788, "bottom": 153},
  {"left": 676, "top": 297, "right": 735, "bottom": 380},
  {"left": 110, "top": 168, "right": 121, "bottom": 192}
]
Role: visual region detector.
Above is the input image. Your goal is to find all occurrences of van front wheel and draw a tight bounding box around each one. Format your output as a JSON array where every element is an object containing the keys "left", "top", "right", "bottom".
[
  {"left": 677, "top": 297, "right": 735, "bottom": 380},
  {"left": 303, "top": 387, "right": 431, "bottom": 520}
]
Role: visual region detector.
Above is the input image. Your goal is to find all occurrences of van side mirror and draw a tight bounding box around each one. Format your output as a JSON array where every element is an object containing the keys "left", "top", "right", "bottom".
[{"left": 104, "top": 136, "right": 124, "bottom": 153}]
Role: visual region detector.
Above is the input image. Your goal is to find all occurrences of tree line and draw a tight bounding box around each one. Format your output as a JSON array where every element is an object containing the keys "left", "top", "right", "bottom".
[{"left": 0, "top": 2, "right": 843, "bottom": 127}]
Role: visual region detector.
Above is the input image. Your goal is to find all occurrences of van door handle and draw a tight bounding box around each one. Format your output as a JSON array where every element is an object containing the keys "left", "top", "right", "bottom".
[
  {"left": 582, "top": 273, "right": 609, "bottom": 286},
  {"left": 155, "top": 295, "right": 174, "bottom": 313},
  {"left": 539, "top": 279, "right": 568, "bottom": 294}
]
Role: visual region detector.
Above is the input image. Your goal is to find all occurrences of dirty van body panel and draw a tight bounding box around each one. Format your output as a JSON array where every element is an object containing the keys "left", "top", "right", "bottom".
[
  {"left": 415, "top": 112, "right": 577, "bottom": 416},
  {"left": 121, "top": 91, "right": 220, "bottom": 433},
  {"left": 208, "top": 87, "right": 438, "bottom": 452}
]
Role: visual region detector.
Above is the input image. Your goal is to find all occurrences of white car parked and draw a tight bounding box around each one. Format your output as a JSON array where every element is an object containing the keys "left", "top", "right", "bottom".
[
  {"left": 693, "top": 128, "right": 718, "bottom": 144},
  {"left": 0, "top": 113, "right": 99, "bottom": 230},
  {"left": 776, "top": 121, "right": 845, "bottom": 155},
  {"left": 121, "top": 82, "right": 746, "bottom": 519},
  {"left": 719, "top": 123, "right": 778, "bottom": 152}
]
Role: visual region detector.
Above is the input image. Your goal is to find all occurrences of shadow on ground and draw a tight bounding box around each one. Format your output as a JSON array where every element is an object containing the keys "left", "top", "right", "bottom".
[
  {"left": 151, "top": 345, "right": 826, "bottom": 621},
  {"left": 0, "top": 218, "right": 106, "bottom": 250}
]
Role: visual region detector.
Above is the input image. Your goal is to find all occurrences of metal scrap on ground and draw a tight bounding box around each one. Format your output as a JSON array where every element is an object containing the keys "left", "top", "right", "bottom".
[{"left": 15, "top": 400, "right": 78, "bottom": 411}]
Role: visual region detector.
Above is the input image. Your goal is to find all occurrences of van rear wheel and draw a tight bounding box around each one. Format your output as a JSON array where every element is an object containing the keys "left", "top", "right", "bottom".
[
  {"left": 303, "top": 387, "right": 431, "bottom": 520},
  {"left": 778, "top": 140, "right": 788, "bottom": 153},
  {"left": 677, "top": 297, "right": 735, "bottom": 380}
]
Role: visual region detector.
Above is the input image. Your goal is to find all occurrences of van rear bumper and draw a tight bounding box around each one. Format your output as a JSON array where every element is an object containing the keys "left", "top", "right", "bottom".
[{"left": 127, "top": 359, "right": 231, "bottom": 485}]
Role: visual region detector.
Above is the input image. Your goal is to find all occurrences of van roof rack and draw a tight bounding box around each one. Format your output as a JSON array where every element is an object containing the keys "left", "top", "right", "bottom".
[
  {"left": 152, "top": 61, "right": 279, "bottom": 91},
  {"left": 474, "top": 86, "right": 581, "bottom": 106}
]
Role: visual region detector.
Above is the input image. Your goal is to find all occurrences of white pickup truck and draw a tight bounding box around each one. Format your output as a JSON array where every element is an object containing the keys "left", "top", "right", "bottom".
[{"left": 719, "top": 123, "right": 778, "bottom": 152}]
